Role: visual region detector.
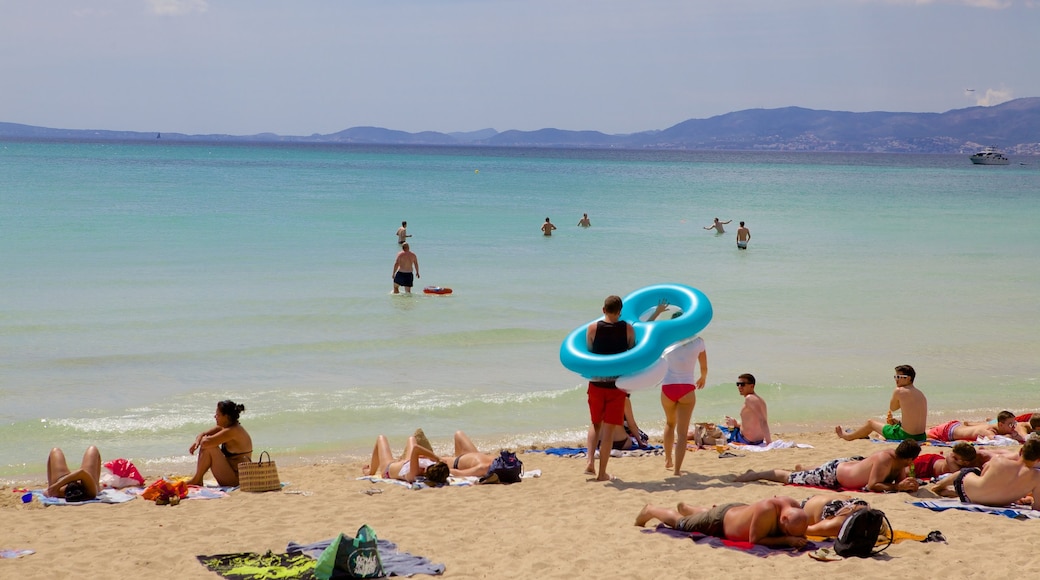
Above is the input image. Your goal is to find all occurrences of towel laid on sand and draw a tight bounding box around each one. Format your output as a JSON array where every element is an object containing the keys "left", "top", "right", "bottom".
[
  {"left": 1, "top": 549, "right": 35, "bottom": 559},
  {"left": 357, "top": 475, "right": 477, "bottom": 489},
  {"left": 288, "top": 537, "right": 445, "bottom": 576},
  {"left": 33, "top": 488, "right": 137, "bottom": 506},
  {"left": 729, "top": 439, "right": 814, "bottom": 452},
  {"left": 647, "top": 525, "right": 816, "bottom": 557},
  {"left": 533, "top": 446, "right": 663, "bottom": 457},
  {"left": 909, "top": 498, "right": 1040, "bottom": 520}
]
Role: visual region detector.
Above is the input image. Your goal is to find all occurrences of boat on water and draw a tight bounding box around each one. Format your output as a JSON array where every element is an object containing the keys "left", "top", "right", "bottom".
[{"left": 970, "top": 147, "right": 1009, "bottom": 165}]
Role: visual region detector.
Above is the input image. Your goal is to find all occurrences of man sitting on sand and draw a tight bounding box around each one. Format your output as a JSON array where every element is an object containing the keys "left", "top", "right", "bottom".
[
  {"left": 635, "top": 496, "right": 808, "bottom": 549},
  {"left": 836, "top": 364, "right": 927, "bottom": 442},
  {"left": 724, "top": 373, "right": 771, "bottom": 445},
  {"left": 930, "top": 439, "right": 1040, "bottom": 509},
  {"left": 735, "top": 439, "right": 921, "bottom": 493}
]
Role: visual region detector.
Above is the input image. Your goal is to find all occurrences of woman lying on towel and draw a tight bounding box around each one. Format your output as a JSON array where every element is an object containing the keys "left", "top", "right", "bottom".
[
  {"left": 188, "top": 400, "right": 253, "bottom": 486},
  {"left": 364, "top": 435, "right": 450, "bottom": 485},
  {"left": 443, "top": 430, "right": 498, "bottom": 477},
  {"left": 801, "top": 493, "right": 870, "bottom": 537},
  {"left": 45, "top": 446, "right": 102, "bottom": 502}
]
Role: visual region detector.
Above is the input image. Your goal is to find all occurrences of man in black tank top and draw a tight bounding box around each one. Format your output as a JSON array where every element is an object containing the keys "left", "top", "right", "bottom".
[{"left": 584, "top": 295, "right": 635, "bottom": 481}]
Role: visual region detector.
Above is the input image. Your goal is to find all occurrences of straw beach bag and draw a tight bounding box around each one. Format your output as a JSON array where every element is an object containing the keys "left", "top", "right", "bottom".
[{"left": 239, "top": 451, "right": 281, "bottom": 492}]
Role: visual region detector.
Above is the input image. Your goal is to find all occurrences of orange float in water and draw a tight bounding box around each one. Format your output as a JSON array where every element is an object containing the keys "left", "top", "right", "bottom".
[{"left": 423, "top": 286, "right": 453, "bottom": 295}]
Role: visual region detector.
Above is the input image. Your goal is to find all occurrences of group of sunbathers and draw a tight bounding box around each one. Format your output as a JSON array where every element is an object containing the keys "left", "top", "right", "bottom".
[{"left": 362, "top": 429, "right": 499, "bottom": 485}]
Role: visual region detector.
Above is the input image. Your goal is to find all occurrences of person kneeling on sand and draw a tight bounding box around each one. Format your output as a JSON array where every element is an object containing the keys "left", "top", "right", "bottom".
[
  {"left": 930, "top": 439, "right": 1040, "bottom": 509},
  {"left": 836, "top": 364, "right": 928, "bottom": 442},
  {"left": 734, "top": 439, "right": 921, "bottom": 493},
  {"left": 364, "top": 434, "right": 450, "bottom": 485},
  {"left": 635, "top": 496, "right": 809, "bottom": 549},
  {"left": 45, "top": 446, "right": 101, "bottom": 502}
]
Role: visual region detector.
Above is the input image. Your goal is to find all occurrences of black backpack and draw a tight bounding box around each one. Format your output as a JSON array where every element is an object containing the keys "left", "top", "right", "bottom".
[
  {"left": 480, "top": 450, "right": 523, "bottom": 484},
  {"left": 833, "top": 508, "right": 893, "bottom": 558}
]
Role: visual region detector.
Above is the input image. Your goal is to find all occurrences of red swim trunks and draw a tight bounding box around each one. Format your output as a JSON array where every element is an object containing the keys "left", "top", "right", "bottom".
[
  {"left": 926, "top": 420, "right": 961, "bottom": 442},
  {"left": 913, "top": 453, "right": 943, "bottom": 479},
  {"left": 587, "top": 383, "right": 627, "bottom": 425}
]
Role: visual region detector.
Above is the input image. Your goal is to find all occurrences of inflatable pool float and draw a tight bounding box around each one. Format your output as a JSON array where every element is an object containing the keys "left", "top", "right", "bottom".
[
  {"left": 559, "top": 283, "right": 712, "bottom": 389},
  {"left": 423, "top": 286, "right": 453, "bottom": 295}
]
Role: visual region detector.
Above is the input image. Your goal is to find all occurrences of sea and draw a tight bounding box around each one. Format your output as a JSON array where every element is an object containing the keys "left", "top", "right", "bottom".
[{"left": 2, "top": 140, "right": 1038, "bottom": 482}]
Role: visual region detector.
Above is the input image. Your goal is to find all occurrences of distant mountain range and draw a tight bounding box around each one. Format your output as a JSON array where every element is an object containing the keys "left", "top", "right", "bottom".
[{"left": 3, "top": 98, "right": 1039, "bottom": 154}]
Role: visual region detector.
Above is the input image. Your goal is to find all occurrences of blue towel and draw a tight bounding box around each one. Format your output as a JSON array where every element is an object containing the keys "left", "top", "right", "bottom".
[
  {"left": 287, "top": 537, "right": 445, "bottom": 576},
  {"left": 909, "top": 498, "right": 1040, "bottom": 520}
]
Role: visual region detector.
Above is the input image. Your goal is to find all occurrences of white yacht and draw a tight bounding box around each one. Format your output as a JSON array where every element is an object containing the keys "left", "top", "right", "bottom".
[{"left": 970, "top": 147, "right": 1010, "bottom": 165}]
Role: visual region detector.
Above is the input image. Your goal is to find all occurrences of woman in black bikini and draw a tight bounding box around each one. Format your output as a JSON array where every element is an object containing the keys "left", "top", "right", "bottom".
[{"left": 188, "top": 400, "right": 253, "bottom": 486}]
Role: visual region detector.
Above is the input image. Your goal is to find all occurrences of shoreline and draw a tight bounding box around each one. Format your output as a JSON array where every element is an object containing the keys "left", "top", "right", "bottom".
[{"left": 4, "top": 428, "right": 1037, "bottom": 579}]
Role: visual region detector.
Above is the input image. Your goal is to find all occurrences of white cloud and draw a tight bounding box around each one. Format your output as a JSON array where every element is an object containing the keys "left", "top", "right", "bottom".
[
  {"left": 148, "top": 0, "right": 209, "bottom": 16},
  {"left": 976, "top": 87, "right": 1014, "bottom": 106}
]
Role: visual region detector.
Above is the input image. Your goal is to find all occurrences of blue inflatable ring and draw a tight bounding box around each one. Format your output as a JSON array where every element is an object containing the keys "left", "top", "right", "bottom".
[{"left": 559, "top": 283, "right": 713, "bottom": 378}]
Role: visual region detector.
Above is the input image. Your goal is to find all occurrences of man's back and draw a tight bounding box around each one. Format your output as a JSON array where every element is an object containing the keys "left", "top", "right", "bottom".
[
  {"left": 965, "top": 456, "right": 1040, "bottom": 508},
  {"left": 740, "top": 393, "right": 771, "bottom": 444},
  {"left": 837, "top": 450, "right": 894, "bottom": 489},
  {"left": 894, "top": 385, "right": 928, "bottom": 434}
]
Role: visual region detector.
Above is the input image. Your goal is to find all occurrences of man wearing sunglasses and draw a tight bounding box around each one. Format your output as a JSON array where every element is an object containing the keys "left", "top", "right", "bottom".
[
  {"left": 724, "top": 374, "right": 771, "bottom": 446},
  {"left": 836, "top": 365, "right": 928, "bottom": 442}
]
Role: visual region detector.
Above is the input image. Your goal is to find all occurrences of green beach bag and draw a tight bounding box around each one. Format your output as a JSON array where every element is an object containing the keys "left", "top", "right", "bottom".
[{"left": 314, "top": 525, "right": 384, "bottom": 579}]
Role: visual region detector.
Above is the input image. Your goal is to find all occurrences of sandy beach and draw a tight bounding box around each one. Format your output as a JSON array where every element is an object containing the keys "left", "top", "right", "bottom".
[{"left": 3, "top": 430, "right": 1038, "bottom": 578}]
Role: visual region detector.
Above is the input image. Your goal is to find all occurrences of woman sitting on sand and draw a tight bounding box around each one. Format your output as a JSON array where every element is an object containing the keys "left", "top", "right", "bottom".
[
  {"left": 45, "top": 446, "right": 102, "bottom": 502},
  {"left": 364, "top": 434, "right": 450, "bottom": 485},
  {"left": 188, "top": 400, "right": 253, "bottom": 486}
]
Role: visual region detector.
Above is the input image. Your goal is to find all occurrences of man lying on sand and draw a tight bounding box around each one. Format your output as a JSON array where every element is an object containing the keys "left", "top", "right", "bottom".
[
  {"left": 734, "top": 439, "right": 921, "bottom": 493},
  {"left": 836, "top": 364, "right": 928, "bottom": 442},
  {"left": 926, "top": 411, "right": 1025, "bottom": 443},
  {"left": 930, "top": 439, "right": 1040, "bottom": 509},
  {"left": 635, "top": 496, "right": 808, "bottom": 549},
  {"left": 801, "top": 493, "right": 871, "bottom": 537}
]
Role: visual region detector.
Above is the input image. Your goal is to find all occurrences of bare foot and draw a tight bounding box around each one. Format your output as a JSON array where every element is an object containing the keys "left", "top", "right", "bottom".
[
  {"left": 595, "top": 473, "right": 615, "bottom": 482},
  {"left": 635, "top": 504, "right": 654, "bottom": 527},
  {"left": 733, "top": 469, "right": 758, "bottom": 483},
  {"left": 584, "top": 463, "right": 596, "bottom": 475},
  {"left": 665, "top": 459, "right": 674, "bottom": 469},
  {"left": 794, "top": 464, "right": 806, "bottom": 471},
  {"left": 673, "top": 469, "right": 682, "bottom": 477},
  {"left": 835, "top": 426, "right": 851, "bottom": 440}
]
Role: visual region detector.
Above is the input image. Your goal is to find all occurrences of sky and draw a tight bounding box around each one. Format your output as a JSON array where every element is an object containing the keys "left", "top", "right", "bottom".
[{"left": 1, "top": 0, "right": 1037, "bottom": 136}]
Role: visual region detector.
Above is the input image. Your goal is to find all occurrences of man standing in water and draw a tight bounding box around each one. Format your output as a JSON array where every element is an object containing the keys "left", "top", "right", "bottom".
[
  {"left": 542, "top": 217, "right": 557, "bottom": 236},
  {"left": 736, "top": 221, "right": 751, "bottom": 249},
  {"left": 704, "top": 217, "right": 731, "bottom": 233},
  {"left": 577, "top": 213, "right": 591, "bottom": 227},
  {"left": 392, "top": 243, "right": 420, "bottom": 294},
  {"left": 396, "top": 221, "right": 411, "bottom": 245}
]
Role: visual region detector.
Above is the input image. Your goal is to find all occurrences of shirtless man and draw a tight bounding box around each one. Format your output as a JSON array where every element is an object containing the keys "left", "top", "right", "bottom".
[
  {"left": 391, "top": 242, "right": 420, "bottom": 294},
  {"left": 395, "top": 220, "right": 411, "bottom": 245},
  {"left": 635, "top": 496, "right": 808, "bottom": 549},
  {"left": 577, "top": 213, "right": 591, "bottom": 227},
  {"left": 736, "top": 221, "right": 751, "bottom": 249},
  {"left": 703, "top": 217, "right": 731, "bottom": 234},
  {"left": 801, "top": 493, "right": 870, "bottom": 537},
  {"left": 541, "top": 217, "right": 557, "bottom": 236},
  {"left": 836, "top": 365, "right": 927, "bottom": 441},
  {"left": 735, "top": 439, "right": 922, "bottom": 493},
  {"left": 725, "top": 373, "right": 771, "bottom": 445},
  {"left": 930, "top": 439, "right": 1040, "bottom": 509},
  {"left": 926, "top": 411, "right": 1025, "bottom": 443}
]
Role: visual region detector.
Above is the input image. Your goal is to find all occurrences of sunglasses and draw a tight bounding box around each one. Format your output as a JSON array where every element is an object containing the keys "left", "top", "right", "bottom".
[
  {"left": 893, "top": 375, "right": 910, "bottom": 379},
  {"left": 736, "top": 381, "right": 748, "bottom": 386}
]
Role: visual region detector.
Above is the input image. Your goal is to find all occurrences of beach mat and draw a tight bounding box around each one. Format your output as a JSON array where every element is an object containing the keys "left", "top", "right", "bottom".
[
  {"left": 33, "top": 488, "right": 137, "bottom": 506},
  {"left": 288, "top": 537, "right": 445, "bottom": 576},
  {"left": 909, "top": 498, "right": 1040, "bottom": 520}
]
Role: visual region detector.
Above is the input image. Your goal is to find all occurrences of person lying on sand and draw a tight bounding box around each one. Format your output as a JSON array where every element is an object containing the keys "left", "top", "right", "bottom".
[
  {"left": 836, "top": 364, "right": 927, "bottom": 442},
  {"left": 1015, "top": 413, "right": 1040, "bottom": 439},
  {"left": 364, "top": 435, "right": 450, "bottom": 485},
  {"left": 442, "top": 430, "right": 499, "bottom": 477},
  {"left": 734, "top": 439, "right": 921, "bottom": 493},
  {"left": 45, "top": 446, "right": 101, "bottom": 502},
  {"left": 930, "top": 439, "right": 1040, "bottom": 509},
  {"left": 635, "top": 496, "right": 808, "bottom": 549},
  {"left": 800, "top": 493, "right": 871, "bottom": 537},
  {"left": 926, "top": 411, "right": 1025, "bottom": 443}
]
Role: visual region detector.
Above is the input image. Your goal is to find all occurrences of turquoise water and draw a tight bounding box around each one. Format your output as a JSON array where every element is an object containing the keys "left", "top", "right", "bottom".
[{"left": 2, "top": 141, "right": 1038, "bottom": 480}]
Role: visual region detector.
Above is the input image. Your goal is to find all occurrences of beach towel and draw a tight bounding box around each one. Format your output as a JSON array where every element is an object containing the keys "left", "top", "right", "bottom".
[
  {"left": 33, "top": 488, "right": 137, "bottom": 506},
  {"left": 1, "top": 549, "right": 35, "bottom": 559},
  {"left": 532, "top": 445, "right": 663, "bottom": 458},
  {"left": 125, "top": 484, "right": 235, "bottom": 500},
  {"left": 729, "top": 439, "right": 814, "bottom": 452},
  {"left": 288, "top": 537, "right": 445, "bottom": 576},
  {"left": 909, "top": 498, "right": 1040, "bottom": 520},
  {"left": 357, "top": 475, "right": 477, "bottom": 489},
  {"left": 646, "top": 525, "right": 816, "bottom": 557},
  {"left": 197, "top": 551, "right": 318, "bottom": 580}
]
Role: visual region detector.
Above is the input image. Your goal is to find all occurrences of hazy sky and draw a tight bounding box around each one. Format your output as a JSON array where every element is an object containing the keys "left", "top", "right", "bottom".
[{"left": 1, "top": 0, "right": 1036, "bottom": 135}]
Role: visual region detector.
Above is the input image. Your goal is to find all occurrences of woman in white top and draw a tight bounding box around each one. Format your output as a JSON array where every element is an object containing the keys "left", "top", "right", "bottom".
[{"left": 650, "top": 301, "right": 708, "bottom": 475}]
